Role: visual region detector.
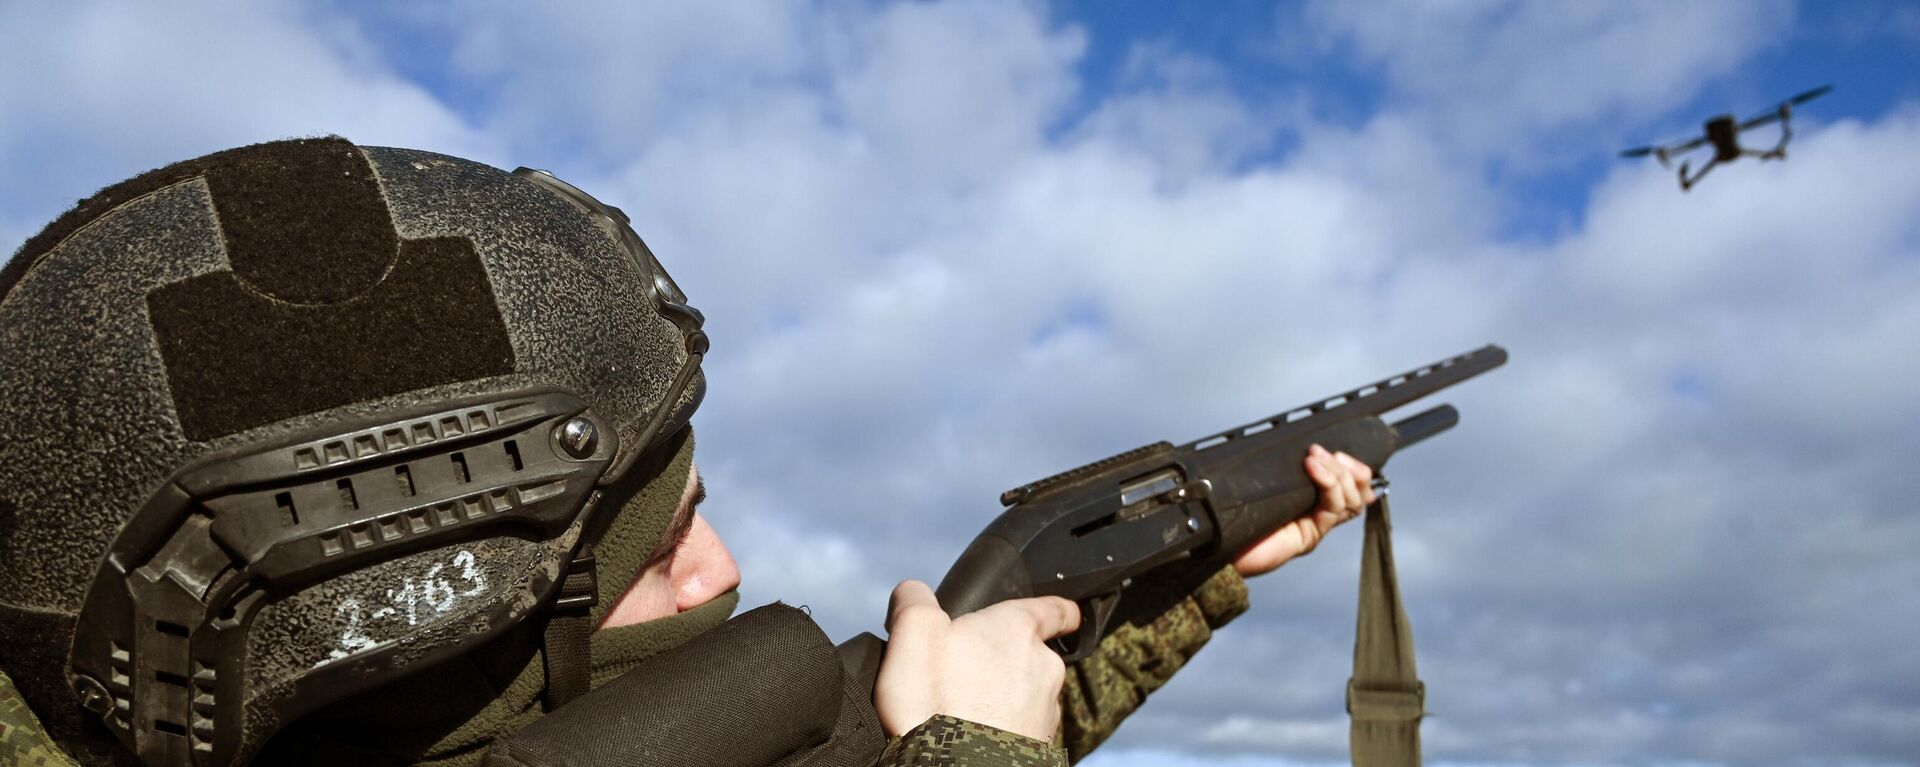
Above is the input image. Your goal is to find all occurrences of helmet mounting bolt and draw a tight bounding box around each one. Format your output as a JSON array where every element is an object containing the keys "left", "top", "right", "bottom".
[{"left": 557, "top": 417, "right": 599, "bottom": 460}]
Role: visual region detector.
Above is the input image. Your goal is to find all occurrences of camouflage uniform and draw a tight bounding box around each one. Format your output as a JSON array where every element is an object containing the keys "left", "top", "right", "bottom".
[
  {"left": 881, "top": 716, "right": 1060, "bottom": 767},
  {"left": 0, "top": 670, "right": 76, "bottom": 767},
  {"left": 881, "top": 566, "right": 1250, "bottom": 766}
]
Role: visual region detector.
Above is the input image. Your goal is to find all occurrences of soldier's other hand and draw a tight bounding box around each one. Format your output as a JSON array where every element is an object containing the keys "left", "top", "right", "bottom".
[
  {"left": 874, "top": 580, "right": 1080, "bottom": 742},
  {"left": 1232, "top": 443, "right": 1374, "bottom": 577}
]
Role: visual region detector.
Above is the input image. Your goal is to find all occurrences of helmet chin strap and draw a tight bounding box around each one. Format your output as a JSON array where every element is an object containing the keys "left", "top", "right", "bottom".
[
  {"left": 539, "top": 424, "right": 699, "bottom": 710},
  {"left": 541, "top": 553, "right": 599, "bottom": 709}
]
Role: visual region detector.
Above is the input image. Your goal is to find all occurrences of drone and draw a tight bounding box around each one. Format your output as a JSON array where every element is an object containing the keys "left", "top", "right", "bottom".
[{"left": 1621, "top": 85, "right": 1832, "bottom": 191}]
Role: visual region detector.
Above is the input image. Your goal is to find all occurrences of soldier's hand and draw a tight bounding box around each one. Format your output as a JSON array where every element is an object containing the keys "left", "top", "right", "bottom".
[
  {"left": 1232, "top": 443, "right": 1374, "bottom": 577},
  {"left": 874, "top": 580, "right": 1080, "bottom": 742}
]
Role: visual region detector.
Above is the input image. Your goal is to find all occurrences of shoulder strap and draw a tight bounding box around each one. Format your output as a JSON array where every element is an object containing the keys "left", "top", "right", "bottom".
[{"left": 1348, "top": 490, "right": 1424, "bottom": 767}]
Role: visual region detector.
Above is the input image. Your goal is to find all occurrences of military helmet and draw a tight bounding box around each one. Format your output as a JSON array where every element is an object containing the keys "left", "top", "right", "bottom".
[{"left": 0, "top": 137, "right": 707, "bottom": 765}]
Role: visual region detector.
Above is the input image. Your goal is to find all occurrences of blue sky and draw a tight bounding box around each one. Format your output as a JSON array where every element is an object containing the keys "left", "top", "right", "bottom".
[
  {"left": 1059, "top": 0, "right": 1918, "bottom": 239},
  {"left": 3, "top": 2, "right": 1919, "bottom": 766}
]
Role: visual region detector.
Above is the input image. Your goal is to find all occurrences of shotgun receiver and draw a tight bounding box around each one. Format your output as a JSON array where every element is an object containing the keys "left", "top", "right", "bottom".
[{"left": 931, "top": 344, "right": 1507, "bottom": 661}]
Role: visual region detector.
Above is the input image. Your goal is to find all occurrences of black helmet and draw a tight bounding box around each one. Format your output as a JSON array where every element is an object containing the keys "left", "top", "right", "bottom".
[{"left": 0, "top": 137, "right": 707, "bottom": 765}]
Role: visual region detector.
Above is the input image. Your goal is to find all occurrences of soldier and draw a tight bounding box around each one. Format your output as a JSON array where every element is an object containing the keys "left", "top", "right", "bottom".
[{"left": 0, "top": 138, "right": 1373, "bottom": 766}]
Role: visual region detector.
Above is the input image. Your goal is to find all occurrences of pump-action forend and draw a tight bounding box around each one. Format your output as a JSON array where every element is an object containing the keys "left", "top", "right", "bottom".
[{"left": 932, "top": 344, "right": 1507, "bottom": 660}]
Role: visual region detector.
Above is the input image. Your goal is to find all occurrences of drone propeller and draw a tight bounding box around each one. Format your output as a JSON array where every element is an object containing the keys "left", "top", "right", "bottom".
[
  {"left": 1621, "top": 134, "right": 1708, "bottom": 161},
  {"left": 1787, "top": 84, "right": 1835, "bottom": 106},
  {"left": 1740, "top": 84, "right": 1834, "bottom": 130},
  {"left": 1663, "top": 135, "right": 1710, "bottom": 156}
]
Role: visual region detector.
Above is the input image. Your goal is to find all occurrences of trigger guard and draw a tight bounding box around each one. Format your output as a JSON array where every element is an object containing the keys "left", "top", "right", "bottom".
[
  {"left": 1049, "top": 620, "right": 1100, "bottom": 663},
  {"left": 1050, "top": 592, "right": 1119, "bottom": 663}
]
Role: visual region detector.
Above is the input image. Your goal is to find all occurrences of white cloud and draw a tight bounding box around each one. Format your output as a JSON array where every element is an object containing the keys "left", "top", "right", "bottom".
[
  {"left": 434, "top": 0, "right": 811, "bottom": 160},
  {"left": 1087, "top": 745, "right": 1341, "bottom": 767},
  {"left": 3, "top": 1, "right": 1917, "bottom": 764},
  {"left": 1068, "top": 42, "right": 1275, "bottom": 183},
  {"left": 1302, "top": 0, "right": 1797, "bottom": 166},
  {"left": 1202, "top": 714, "right": 1349, "bottom": 752},
  {"left": 826, "top": 0, "right": 1084, "bottom": 189},
  {"left": 0, "top": 0, "right": 493, "bottom": 254},
  {"left": 713, "top": 482, "right": 896, "bottom": 641}
]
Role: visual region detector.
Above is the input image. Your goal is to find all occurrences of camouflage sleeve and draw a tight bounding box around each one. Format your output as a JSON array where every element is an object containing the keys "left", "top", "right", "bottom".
[
  {"left": 1, "top": 667, "right": 79, "bottom": 767},
  {"left": 875, "top": 714, "right": 1067, "bottom": 767},
  {"left": 1057, "top": 565, "right": 1250, "bottom": 762}
]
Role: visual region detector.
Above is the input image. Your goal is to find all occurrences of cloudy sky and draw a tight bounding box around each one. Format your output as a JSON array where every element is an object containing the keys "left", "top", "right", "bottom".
[{"left": 4, "top": 2, "right": 1917, "bottom": 765}]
